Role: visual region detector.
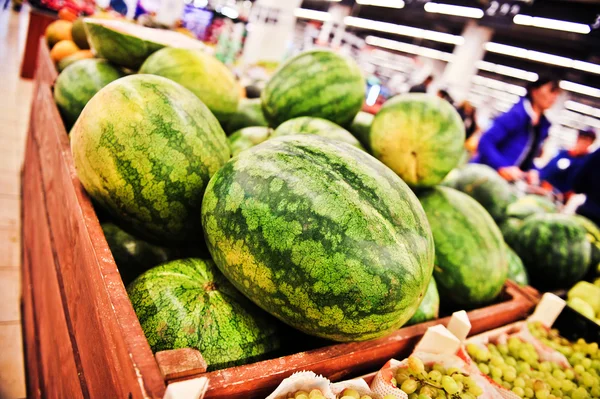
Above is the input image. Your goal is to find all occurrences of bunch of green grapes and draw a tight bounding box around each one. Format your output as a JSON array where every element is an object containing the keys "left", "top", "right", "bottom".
[
  {"left": 337, "top": 389, "right": 374, "bottom": 399},
  {"left": 286, "top": 388, "right": 375, "bottom": 399},
  {"left": 391, "top": 355, "right": 484, "bottom": 399}
]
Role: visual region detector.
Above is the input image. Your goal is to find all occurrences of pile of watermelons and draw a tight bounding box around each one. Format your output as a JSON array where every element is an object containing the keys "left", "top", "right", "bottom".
[{"left": 53, "top": 19, "right": 600, "bottom": 371}]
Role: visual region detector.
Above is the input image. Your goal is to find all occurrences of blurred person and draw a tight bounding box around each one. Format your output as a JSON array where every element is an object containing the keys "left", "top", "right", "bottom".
[
  {"left": 540, "top": 128, "right": 596, "bottom": 198},
  {"left": 437, "top": 89, "right": 454, "bottom": 105},
  {"left": 571, "top": 148, "right": 600, "bottom": 225},
  {"left": 457, "top": 101, "right": 478, "bottom": 140},
  {"left": 409, "top": 75, "right": 433, "bottom": 93},
  {"left": 472, "top": 76, "right": 560, "bottom": 183}
]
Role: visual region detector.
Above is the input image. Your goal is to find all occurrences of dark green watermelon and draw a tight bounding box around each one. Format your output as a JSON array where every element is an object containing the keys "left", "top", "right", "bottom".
[
  {"left": 506, "top": 195, "right": 557, "bottom": 220},
  {"left": 261, "top": 50, "right": 365, "bottom": 127},
  {"left": 406, "top": 277, "right": 439, "bottom": 326},
  {"left": 500, "top": 217, "right": 524, "bottom": 249},
  {"left": 225, "top": 98, "right": 269, "bottom": 135},
  {"left": 418, "top": 186, "right": 508, "bottom": 306},
  {"left": 348, "top": 111, "right": 374, "bottom": 152},
  {"left": 572, "top": 215, "right": 600, "bottom": 279},
  {"left": 443, "top": 164, "right": 516, "bottom": 222},
  {"left": 202, "top": 135, "right": 435, "bottom": 342},
  {"left": 512, "top": 214, "right": 591, "bottom": 290},
  {"left": 102, "top": 222, "right": 172, "bottom": 286},
  {"left": 506, "top": 244, "right": 528, "bottom": 286},
  {"left": 227, "top": 127, "right": 272, "bottom": 157},
  {"left": 272, "top": 117, "right": 363, "bottom": 149},
  {"left": 127, "top": 258, "right": 281, "bottom": 370}
]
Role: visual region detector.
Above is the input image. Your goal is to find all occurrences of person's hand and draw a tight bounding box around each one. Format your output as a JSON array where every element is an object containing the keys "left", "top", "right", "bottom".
[
  {"left": 498, "top": 166, "right": 524, "bottom": 182},
  {"left": 526, "top": 170, "right": 540, "bottom": 186}
]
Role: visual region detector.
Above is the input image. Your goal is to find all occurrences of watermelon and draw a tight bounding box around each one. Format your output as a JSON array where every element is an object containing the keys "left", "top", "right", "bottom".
[
  {"left": 139, "top": 47, "right": 239, "bottom": 123},
  {"left": 226, "top": 98, "right": 269, "bottom": 135},
  {"left": 228, "top": 127, "right": 272, "bottom": 157},
  {"left": 506, "top": 244, "right": 528, "bottom": 286},
  {"left": 406, "top": 278, "right": 439, "bottom": 326},
  {"left": 418, "top": 186, "right": 508, "bottom": 306},
  {"left": 54, "top": 59, "right": 124, "bottom": 129},
  {"left": 500, "top": 217, "right": 524, "bottom": 249},
  {"left": 349, "top": 111, "right": 374, "bottom": 152},
  {"left": 512, "top": 214, "right": 591, "bottom": 290},
  {"left": 272, "top": 117, "right": 364, "bottom": 149},
  {"left": 516, "top": 194, "right": 557, "bottom": 213},
  {"left": 443, "top": 164, "right": 516, "bottom": 222},
  {"left": 71, "top": 74, "right": 230, "bottom": 243},
  {"left": 261, "top": 50, "right": 365, "bottom": 127},
  {"left": 127, "top": 258, "right": 281, "bottom": 370},
  {"left": 83, "top": 18, "right": 204, "bottom": 69},
  {"left": 102, "top": 222, "right": 173, "bottom": 286},
  {"left": 71, "top": 18, "right": 90, "bottom": 49},
  {"left": 202, "top": 135, "right": 435, "bottom": 342},
  {"left": 572, "top": 215, "right": 600, "bottom": 277},
  {"left": 370, "top": 94, "right": 465, "bottom": 188}
]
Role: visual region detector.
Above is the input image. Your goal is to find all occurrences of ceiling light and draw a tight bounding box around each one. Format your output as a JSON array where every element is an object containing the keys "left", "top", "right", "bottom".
[
  {"left": 345, "top": 16, "right": 464, "bottom": 45},
  {"left": 565, "top": 100, "right": 600, "bottom": 118},
  {"left": 559, "top": 81, "right": 600, "bottom": 99},
  {"left": 356, "top": 0, "right": 405, "bottom": 8},
  {"left": 572, "top": 60, "right": 600, "bottom": 75},
  {"left": 472, "top": 75, "right": 527, "bottom": 97},
  {"left": 220, "top": 6, "right": 239, "bottom": 19},
  {"left": 513, "top": 14, "right": 591, "bottom": 34},
  {"left": 294, "top": 8, "right": 331, "bottom": 21},
  {"left": 476, "top": 60, "right": 538, "bottom": 81},
  {"left": 424, "top": 2, "right": 484, "bottom": 19},
  {"left": 365, "top": 36, "right": 454, "bottom": 61}
]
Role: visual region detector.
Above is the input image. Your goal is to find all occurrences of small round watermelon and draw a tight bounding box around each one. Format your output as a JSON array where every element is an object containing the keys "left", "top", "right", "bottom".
[
  {"left": 140, "top": 47, "right": 240, "bottom": 123},
  {"left": 261, "top": 49, "right": 365, "bottom": 127},
  {"left": 443, "top": 164, "right": 516, "bottom": 222},
  {"left": 228, "top": 127, "right": 272, "bottom": 157},
  {"left": 406, "top": 277, "right": 439, "bottom": 326},
  {"left": 127, "top": 258, "right": 281, "bottom": 370},
  {"left": 54, "top": 59, "right": 124, "bottom": 128},
  {"left": 202, "top": 135, "right": 434, "bottom": 342},
  {"left": 370, "top": 94, "right": 465, "bottom": 188},
  {"left": 349, "top": 111, "right": 374, "bottom": 152},
  {"left": 418, "top": 186, "right": 508, "bottom": 306},
  {"left": 272, "top": 117, "right": 364, "bottom": 149},
  {"left": 71, "top": 74, "right": 230, "bottom": 243},
  {"left": 225, "top": 98, "right": 269, "bottom": 135},
  {"left": 505, "top": 244, "right": 528, "bottom": 286},
  {"left": 512, "top": 214, "right": 591, "bottom": 290},
  {"left": 500, "top": 217, "right": 524, "bottom": 249}
]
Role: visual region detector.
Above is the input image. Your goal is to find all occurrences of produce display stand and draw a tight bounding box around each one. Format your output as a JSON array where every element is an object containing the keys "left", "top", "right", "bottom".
[
  {"left": 20, "top": 6, "right": 57, "bottom": 79},
  {"left": 21, "top": 42, "right": 540, "bottom": 399}
]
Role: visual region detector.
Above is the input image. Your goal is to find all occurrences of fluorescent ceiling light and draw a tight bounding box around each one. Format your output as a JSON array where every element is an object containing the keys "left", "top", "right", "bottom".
[
  {"left": 424, "top": 2, "right": 484, "bottom": 19},
  {"left": 513, "top": 14, "right": 591, "bottom": 34},
  {"left": 565, "top": 100, "right": 600, "bottom": 118},
  {"left": 345, "top": 16, "right": 464, "bottom": 45},
  {"left": 476, "top": 60, "right": 538, "bottom": 82},
  {"left": 485, "top": 42, "right": 600, "bottom": 76},
  {"left": 472, "top": 75, "right": 527, "bottom": 97},
  {"left": 220, "top": 6, "right": 239, "bottom": 19},
  {"left": 356, "top": 0, "right": 405, "bottom": 8},
  {"left": 470, "top": 85, "right": 520, "bottom": 103},
  {"left": 294, "top": 8, "right": 331, "bottom": 21},
  {"left": 365, "top": 36, "right": 454, "bottom": 61},
  {"left": 559, "top": 81, "right": 600, "bottom": 99}
]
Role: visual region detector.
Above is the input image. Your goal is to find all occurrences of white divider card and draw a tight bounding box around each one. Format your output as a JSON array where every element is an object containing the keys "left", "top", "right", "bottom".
[
  {"left": 163, "top": 377, "right": 208, "bottom": 399},
  {"left": 265, "top": 371, "right": 336, "bottom": 399},
  {"left": 414, "top": 325, "right": 461, "bottom": 355},
  {"left": 447, "top": 310, "right": 471, "bottom": 342},
  {"left": 528, "top": 292, "right": 566, "bottom": 327}
]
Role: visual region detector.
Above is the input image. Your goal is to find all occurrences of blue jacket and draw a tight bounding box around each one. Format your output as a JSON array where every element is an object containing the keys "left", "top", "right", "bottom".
[
  {"left": 539, "top": 150, "right": 588, "bottom": 194},
  {"left": 473, "top": 99, "right": 551, "bottom": 171},
  {"left": 573, "top": 149, "right": 600, "bottom": 225}
]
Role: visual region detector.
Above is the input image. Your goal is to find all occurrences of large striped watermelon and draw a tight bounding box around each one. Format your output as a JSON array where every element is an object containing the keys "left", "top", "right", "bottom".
[
  {"left": 349, "top": 111, "right": 374, "bottom": 152},
  {"left": 71, "top": 75, "right": 230, "bottom": 243},
  {"left": 406, "top": 278, "right": 439, "bottom": 326},
  {"left": 505, "top": 244, "right": 528, "bottom": 286},
  {"left": 512, "top": 214, "right": 591, "bottom": 290},
  {"left": 228, "top": 127, "right": 272, "bottom": 157},
  {"left": 418, "top": 187, "right": 507, "bottom": 306},
  {"left": 500, "top": 217, "right": 524, "bottom": 249},
  {"left": 572, "top": 215, "right": 600, "bottom": 275},
  {"left": 443, "top": 164, "right": 516, "bottom": 222},
  {"left": 128, "top": 258, "right": 281, "bottom": 370},
  {"left": 225, "top": 98, "right": 268, "bottom": 135},
  {"left": 261, "top": 50, "right": 365, "bottom": 127},
  {"left": 272, "top": 117, "right": 364, "bottom": 149},
  {"left": 54, "top": 59, "right": 124, "bottom": 128},
  {"left": 139, "top": 48, "right": 239, "bottom": 123},
  {"left": 202, "top": 135, "right": 434, "bottom": 341},
  {"left": 84, "top": 18, "right": 204, "bottom": 69},
  {"left": 370, "top": 94, "right": 465, "bottom": 188}
]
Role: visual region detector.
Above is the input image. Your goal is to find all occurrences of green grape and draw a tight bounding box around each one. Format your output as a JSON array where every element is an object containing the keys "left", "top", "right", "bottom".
[
  {"left": 491, "top": 366, "right": 503, "bottom": 379},
  {"left": 490, "top": 356, "right": 505, "bottom": 367},
  {"left": 433, "top": 363, "right": 446, "bottom": 373},
  {"left": 396, "top": 368, "right": 412, "bottom": 384},
  {"left": 548, "top": 378, "right": 562, "bottom": 390},
  {"left": 506, "top": 357, "right": 518, "bottom": 367},
  {"left": 492, "top": 376, "right": 502, "bottom": 385},
  {"left": 382, "top": 396, "right": 396, "bottom": 399},
  {"left": 340, "top": 389, "right": 360, "bottom": 399},
  {"left": 581, "top": 372, "right": 595, "bottom": 387},
  {"left": 391, "top": 377, "right": 397, "bottom": 388},
  {"left": 514, "top": 377, "right": 526, "bottom": 388},
  {"left": 295, "top": 392, "right": 309, "bottom": 398},
  {"left": 296, "top": 394, "right": 309, "bottom": 399},
  {"left": 552, "top": 369, "right": 565, "bottom": 380},
  {"left": 513, "top": 386, "right": 525, "bottom": 397},
  {"left": 452, "top": 373, "right": 464, "bottom": 383},
  {"left": 478, "top": 363, "right": 489, "bottom": 375},
  {"left": 408, "top": 356, "right": 425, "bottom": 375},
  {"left": 408, "top": 394, "right": 419, "bottom": 399},
  {"left": 309, "top": 389, "right": 324, "bottom": 398},
  {"left": 581, "top": 358, "right": 592, "bottom": 369},
  {"left": 427, "top": 370, "right": 442, "bottom": 384},
  {"left": 590, "top": 386, "right": 600, "bottom": 397},
  {"left": 420, "top": 386, "right": 437, "bottom": 397},
  {"left": 441, "top": 376, "right": 458, "bottom": 394},
  {"left": 447, "top": 367, "right": 460, "bottom": 376},
  {"left": 417, "top": 395, "right": 431, "bottom": 399},
  {"left": 571, "top": 387, "right": 590, "bottom": 399},
  {"left": 504, "top": 367, "right": 517, "bottom": 382},
  {"left": 551, "top": 389, "right": 562, "bottom": 397},
  {"left": 524, "top": 387, "right": 535, "bottom": 398},
  {"left": 502, "top": 381, "right": 511, "bottom": 389},
  {"left": 359, "top": 396, "right": 372, "bottom": 399},
  {"left": 435, "top": 389, "right": 447, "bottom": 399},
  {"left": 534, "top": 390, "right": 549, "bottom": 399},
  {"left": 401, "top": 378, "right": 419, "bottom": 395},
  {"left": 540, "top": 362, "right": 552, "bottom": 373}
]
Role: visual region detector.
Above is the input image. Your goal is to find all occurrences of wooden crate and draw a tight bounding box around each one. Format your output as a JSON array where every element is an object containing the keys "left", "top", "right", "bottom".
[{"left": 21, "top": 43, "right": 540, "bottom": 399}]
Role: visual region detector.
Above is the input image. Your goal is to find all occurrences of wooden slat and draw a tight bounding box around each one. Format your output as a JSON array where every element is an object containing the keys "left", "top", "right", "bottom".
[
  {"left": 30, "top": 82, "right": 166, "bottom": 399},
  {"left": 156, "top": 349, "right": 207, "bottom": 381},
  {"left": 20, "top": 7, "right": 57, "bottom": 80},
  {"left": 22, "top": 107, "right": 84, "bottom": 398},
  {"left": 34, "top": 37, "right": 58, "bottom": 86}
]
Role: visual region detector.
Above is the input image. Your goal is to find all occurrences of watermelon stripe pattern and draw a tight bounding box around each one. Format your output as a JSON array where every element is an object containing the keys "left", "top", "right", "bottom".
[
  {"left": 505, "top": 244, "right": 528, "bottom": 286},
  {"left": 127, "top": 258, "right": 281, "bottom": 371},
  {"left": 512, "top": 214, "right": 591, "bottom": 290},
  {"left": 406, "top": 277, "right": 439, "bottom": 326},
  {"left": 228, "top": 127, "right": 272, "bottom": 157},
  {"left": 71, "top": 75, "right": 230, "bottom": 243},
  {"left": 272, "top": 117, "right": 364, "bottom": 149},
  {"left": 261, "top": 50, "right": 365, "bottom": 127},
  {"left": 202, "top": 135, "right": 434, "bottom": 341},
  {"left": 418, "top": 187, "right": 507, "bottom": 306}
]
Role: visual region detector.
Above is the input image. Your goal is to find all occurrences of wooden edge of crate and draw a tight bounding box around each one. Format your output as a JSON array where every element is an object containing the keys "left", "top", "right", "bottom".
[
  {"left": 162, "top": 282, "right": 537, "bottom": 399},
  {"left": 36, "top": 38, "right": 58, "bottom": 86},
  {"left": 27, "top": 81, "right": 167, "bottom": 398}
]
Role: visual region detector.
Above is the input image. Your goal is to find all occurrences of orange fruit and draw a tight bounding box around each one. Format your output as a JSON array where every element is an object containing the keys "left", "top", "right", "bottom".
[
  {"left": 50, "top": 40, "right": 80, "bottom": 63},
  {"left": 46, "top": 20, "right": 73, "bottom": 48},
  {"left": 58, "top": 8, "right": 78, "bottom": 21},
  {"left": 57, "top": 49, "right": 94, "bottom": 72}
]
